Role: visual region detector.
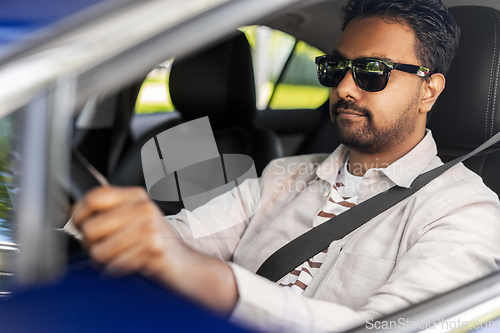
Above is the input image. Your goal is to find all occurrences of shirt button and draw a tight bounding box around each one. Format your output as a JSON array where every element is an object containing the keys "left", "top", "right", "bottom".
[{"left": 323, "top": 191, "right": 330, "bottom": 197}]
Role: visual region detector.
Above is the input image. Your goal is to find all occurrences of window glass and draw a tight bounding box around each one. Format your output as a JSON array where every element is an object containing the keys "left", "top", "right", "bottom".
[
  {"left": 240, "top": 26, "right": 296, "bottom": 109},
  {"left": 0, "top": 110, "right": 22, "bottom": 297},
  {"left": 269, "top": 41, "right": 330, "bottom": 110},
  {"left": 135, "top": 60, "right": 175, "bottom": 114},
  {"left": 135, "top": 26, "right": 329, "bottom": 114},
  {"left": 241, "top": 26, "right": 329, "bottom": 110},
  {"left": 0, "top": 111, "right": 21, "bottom": 243}
]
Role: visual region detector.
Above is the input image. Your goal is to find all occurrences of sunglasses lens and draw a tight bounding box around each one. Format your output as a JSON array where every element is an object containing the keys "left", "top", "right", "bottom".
[
  {"left": 316, "top": 57, "right": 391, "bottom": 91},
  {"left": 354, "top": 60, "right": 388, "bottom": 91},
  {"left": 317, "top": 58, "right": 347, "bottom": 87}
]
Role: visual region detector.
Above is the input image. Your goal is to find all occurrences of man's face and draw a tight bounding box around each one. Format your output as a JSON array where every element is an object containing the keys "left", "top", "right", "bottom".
[{"left": 330, "top": 17, "right": 427, "bottom": 154}]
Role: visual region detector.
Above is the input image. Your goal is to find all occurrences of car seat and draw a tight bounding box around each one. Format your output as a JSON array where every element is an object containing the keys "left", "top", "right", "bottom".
[
  {"left": 110, "top": 31, "right": 284, "bottom": 214},
  {"left": 428, "top": 6, "right": 500, "bottom": 196}
]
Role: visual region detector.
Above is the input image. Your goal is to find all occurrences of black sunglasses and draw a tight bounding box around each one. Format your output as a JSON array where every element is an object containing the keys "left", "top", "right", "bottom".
[{"left": 315, "top": 55, "right": 431, "bottom": 92}]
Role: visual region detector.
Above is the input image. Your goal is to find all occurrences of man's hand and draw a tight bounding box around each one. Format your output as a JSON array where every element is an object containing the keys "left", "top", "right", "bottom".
[
  {"left": 72, "top": 186, "right": 238, "bottom": 313},
  {"left": 72, "top": 186, "right": 180, "bottom": 277}
]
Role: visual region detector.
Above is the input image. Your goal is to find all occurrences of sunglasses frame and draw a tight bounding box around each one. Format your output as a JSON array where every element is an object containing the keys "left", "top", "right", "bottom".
[{"left": 315, "top": 55, "right": 431, "bottom": 92}]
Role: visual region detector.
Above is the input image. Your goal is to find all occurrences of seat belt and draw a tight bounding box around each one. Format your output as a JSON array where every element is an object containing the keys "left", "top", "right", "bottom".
[{"left": 256, "top": 132, "right": 500, "bottom": 283}]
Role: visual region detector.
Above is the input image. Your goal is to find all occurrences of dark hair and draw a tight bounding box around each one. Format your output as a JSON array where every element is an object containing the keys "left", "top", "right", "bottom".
[{"left": 341, "top": 0, "right": 460, "bottom": 76}]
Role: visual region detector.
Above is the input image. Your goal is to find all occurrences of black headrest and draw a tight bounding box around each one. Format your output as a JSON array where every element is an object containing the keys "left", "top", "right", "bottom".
[
  {"left": 429, "top": 6, "right": 500, "bottom": 155},
  {"left": 169, "top": 32, "right": 256, "bottom": 125}
]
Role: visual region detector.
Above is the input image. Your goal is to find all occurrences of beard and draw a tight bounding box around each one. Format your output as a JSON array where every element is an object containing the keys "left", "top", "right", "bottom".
[{"left": 330, "top": 98, "right": 418, "bottom": 154}]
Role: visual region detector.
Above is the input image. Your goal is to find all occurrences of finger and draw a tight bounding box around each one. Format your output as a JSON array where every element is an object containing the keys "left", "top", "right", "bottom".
[
  {"left": 72, "top": 186, "right": 149, "bottom": 227},
  {"left": 88, "top": 203, "right": 165, "bottom": 263},
  {"left": 80, "top": 198, "right": 160, "bottom": 244},
  {"left": 103, "top": 242, "right": 156, "bottom": 277},
  {"left": 103, "top": 236, "right": 182, "bottom": 281}
]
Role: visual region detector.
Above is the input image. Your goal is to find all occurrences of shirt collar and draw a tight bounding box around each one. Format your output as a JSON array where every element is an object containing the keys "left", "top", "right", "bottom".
[
  {"left": 315, "top": 145, "right": 349, "bottom": 185},
  {"left": 316, "top": 130, "right": 438, "bottom": 188}
]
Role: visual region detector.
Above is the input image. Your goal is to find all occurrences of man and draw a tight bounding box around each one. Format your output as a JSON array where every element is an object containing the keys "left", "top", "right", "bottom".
[{"left": 73, "top": 0, "right": 500, "bottom": 332}]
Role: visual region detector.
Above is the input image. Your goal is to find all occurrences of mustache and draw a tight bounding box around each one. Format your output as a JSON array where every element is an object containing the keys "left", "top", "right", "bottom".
[{"left": 331, "top": 99, "right": 370, "bottom": 117}]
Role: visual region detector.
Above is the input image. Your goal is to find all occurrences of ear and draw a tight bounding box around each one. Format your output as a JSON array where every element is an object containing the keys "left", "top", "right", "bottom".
[{"left": 420, "top": 73, "right": 445, "bottom": 114}]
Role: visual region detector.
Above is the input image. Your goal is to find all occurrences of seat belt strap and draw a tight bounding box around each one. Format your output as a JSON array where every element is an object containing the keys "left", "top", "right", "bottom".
[{"left": 256, "top": 132, "right": 500, "bottom": 282}]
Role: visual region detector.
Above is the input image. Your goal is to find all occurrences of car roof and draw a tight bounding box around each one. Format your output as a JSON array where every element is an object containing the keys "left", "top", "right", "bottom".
[
  {"left": 0, "top": 0, "right": 306, "bottom": 120},
  {"left": 0, "top": 0, "right": 107, "bottom": 48}
]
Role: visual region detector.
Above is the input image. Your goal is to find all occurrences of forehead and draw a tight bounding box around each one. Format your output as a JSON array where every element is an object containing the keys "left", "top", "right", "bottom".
[{"left": 334, "top": 16, "right": 419, "bottom": 64}]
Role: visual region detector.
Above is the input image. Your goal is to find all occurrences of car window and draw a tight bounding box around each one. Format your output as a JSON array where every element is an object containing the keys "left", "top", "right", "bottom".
[
  {"left": 268, "top": 40, "right": 330, "bottom": 110},
  {"left": 241, "top": 25, "right": 296, "bottom": 109},
  {"left": 242, "top": 26, "right": 330, "bottom": 110},
  {"left": 135, "top": 60, "right": 175, "bottom": 115},
  {"left": 0, "top": 112, "right": 20, "bottom": 244},
  {"left": 0, "top": 109, "right": 22, "bottom": 297},
  {"left": 134, "top": 26, "right": 329, "bottom": 115}
]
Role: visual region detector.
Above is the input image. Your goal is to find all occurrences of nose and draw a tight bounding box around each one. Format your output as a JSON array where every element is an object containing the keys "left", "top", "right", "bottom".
[{"left": 335, "top": 68, "right": 361, "bottom": 100}]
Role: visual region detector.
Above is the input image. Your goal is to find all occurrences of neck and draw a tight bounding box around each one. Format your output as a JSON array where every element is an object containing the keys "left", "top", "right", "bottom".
[{"left": 347, "top": 129, "right": 426, "bottom": 176}]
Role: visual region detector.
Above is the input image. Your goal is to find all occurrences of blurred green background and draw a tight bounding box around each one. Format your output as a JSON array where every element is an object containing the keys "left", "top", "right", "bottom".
[{"left": 135, "top": 26, "right": 329, "bottom": 115}]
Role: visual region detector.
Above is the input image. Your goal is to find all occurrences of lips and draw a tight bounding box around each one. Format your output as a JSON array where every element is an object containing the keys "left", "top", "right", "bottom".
[
  {"left": 331, "top": 99, "right": 370, "bottom": 119},
  {"left": 336, "top": 109, "right": 366, "bottom": 117}
]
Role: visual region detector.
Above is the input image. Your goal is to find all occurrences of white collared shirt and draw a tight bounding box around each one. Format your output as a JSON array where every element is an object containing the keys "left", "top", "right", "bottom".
[{"left": 166, "top": 130, "right": 500, "bottom": 333}]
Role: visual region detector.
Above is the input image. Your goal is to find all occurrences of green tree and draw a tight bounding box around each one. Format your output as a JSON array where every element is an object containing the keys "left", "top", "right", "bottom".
[{"left": 0, "top": 114, "right": 18, "bottom": 241}]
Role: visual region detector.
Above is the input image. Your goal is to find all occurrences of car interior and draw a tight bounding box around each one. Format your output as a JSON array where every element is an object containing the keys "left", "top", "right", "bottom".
[
  {"left": 2, "top": 0, "right": 500, "bottom": 331},
  {"left": 429, "top": 6, "right": 500, "bottom": 196},
  {"left": 107, "top": 32, "right": 285, "bottom": 214},
  {"left": 72, "top": 4, "right": 500, "bottom": 214},
  {"left": 66, "top": 1, "right": 500, "bottom": 266}
]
